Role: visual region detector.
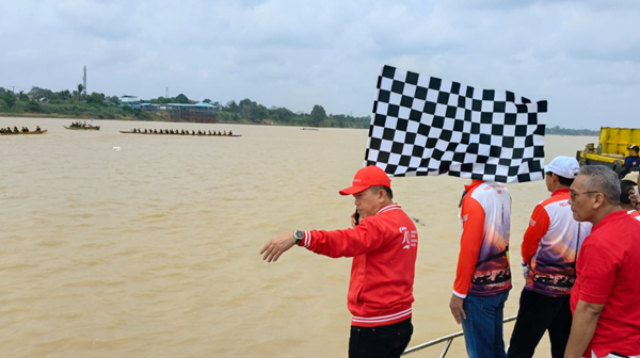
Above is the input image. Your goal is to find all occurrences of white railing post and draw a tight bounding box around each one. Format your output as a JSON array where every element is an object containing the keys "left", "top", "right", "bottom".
[{"left": 402, "top": 315, "right": 517, "bottom": 357}]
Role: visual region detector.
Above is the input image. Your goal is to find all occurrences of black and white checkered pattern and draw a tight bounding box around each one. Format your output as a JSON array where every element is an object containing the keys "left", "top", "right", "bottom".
[{"left": 365, "top": 65, "right": 547, "bottom": 183}]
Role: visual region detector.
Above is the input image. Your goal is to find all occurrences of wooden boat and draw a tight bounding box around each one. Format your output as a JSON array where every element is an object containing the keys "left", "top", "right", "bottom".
[
  {"left": 119, "top": 131, "right": 241, "bottom": 137},
  {"left": 302, "top": 127, "right": 319, "bottom": 131},
  {"left": 0, "top": 130, "right": 48, "bottom": 136},
  {"left": 64, "top": 126, "right": 100, "bottom": 130}
]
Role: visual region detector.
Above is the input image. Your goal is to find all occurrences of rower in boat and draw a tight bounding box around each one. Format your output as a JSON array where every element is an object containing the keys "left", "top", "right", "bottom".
[
  {"left": 14, "top": 126, "right": 19, "bottom": 133},
  {"left": 36, "top": 126, "right": 41, "bottom": 131},
  {"left": 228, "top": 130, "right": 233, "bottom": 136}
]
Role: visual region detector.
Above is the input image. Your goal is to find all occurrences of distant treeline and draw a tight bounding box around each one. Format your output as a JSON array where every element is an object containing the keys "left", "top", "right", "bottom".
[
  {"left": 0, "top": 86, "right": 604, "bottom": 134},
  {"left": 545, "top": 125, "right": 599, "bottom": 136},
  {"left": 0, "top": 85, "right": 370, "bottom": 128}
]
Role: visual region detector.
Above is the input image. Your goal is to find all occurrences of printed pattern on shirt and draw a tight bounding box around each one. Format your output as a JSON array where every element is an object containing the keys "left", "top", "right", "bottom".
[
  {"left": 454, "top": 181, "right": 512, "bottom": 297},
  {"left": 523, "top": 191, "right": 592, "bottom": 296}
]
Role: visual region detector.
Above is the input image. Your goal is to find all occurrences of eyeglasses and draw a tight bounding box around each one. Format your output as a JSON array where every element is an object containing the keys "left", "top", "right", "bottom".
[{"left": 569, "top": 191, "right": 601, "bottom": 200}]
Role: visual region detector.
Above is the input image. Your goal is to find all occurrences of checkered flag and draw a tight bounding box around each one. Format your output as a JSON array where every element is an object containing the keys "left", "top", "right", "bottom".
[{"left": 365, "top": 65, "right": 546, "bottom": 183}]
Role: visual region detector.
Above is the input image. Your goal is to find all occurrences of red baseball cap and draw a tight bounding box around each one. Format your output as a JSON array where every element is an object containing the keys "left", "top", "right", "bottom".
[{"left": 339, "top": 165, "right": 391, "bottom": 196}]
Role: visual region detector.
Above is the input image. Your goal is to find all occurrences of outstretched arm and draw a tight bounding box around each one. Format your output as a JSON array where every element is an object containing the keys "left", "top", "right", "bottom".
[{"left": 260, "top": 232, "right": 296, "bottom": 263}]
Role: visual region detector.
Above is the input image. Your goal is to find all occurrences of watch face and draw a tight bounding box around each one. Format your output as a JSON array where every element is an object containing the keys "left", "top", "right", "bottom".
[{"left": 295, "top": 230, "right": 304, "bottom": 239}]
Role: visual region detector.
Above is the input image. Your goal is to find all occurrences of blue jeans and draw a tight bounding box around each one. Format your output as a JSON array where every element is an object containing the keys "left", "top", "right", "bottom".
[{"left": 461, "top": 291, "right": 510, "bottom": 358}]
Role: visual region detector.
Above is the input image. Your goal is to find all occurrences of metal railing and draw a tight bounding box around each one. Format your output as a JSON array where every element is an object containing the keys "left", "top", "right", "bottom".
[{"left": 402, "top": 315, "right": 517, "bottom": 357}]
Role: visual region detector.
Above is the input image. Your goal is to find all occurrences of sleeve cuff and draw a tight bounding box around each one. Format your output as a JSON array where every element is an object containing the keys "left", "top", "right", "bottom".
[
  {"left": 453, "top": 290, "right": 467, "bottom": 299},
  {"left": 298, "top": 231, "right": 311, "bottom": 248}
]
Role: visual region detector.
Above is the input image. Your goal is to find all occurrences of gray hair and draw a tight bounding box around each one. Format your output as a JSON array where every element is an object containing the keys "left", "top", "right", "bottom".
[{"left": 579, "top": 165, "right": 621, "bottom": 205}]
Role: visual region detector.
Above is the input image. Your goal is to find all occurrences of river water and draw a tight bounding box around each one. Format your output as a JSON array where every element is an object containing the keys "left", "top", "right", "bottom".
[{"left": 0, "top": 116, "right": 597, "bottom": 357}]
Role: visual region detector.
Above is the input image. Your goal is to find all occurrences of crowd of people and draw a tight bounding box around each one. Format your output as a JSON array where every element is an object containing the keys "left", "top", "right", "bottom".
[
  {"left": 69, "top": 121, "right": 96, "bottom": 128},
  {"left": 130, "top": 128, "right": 234, "bottom": 136},
  {"left": 261, "top": 150, "right": 640, "bottom": 358},
  {"left": 0, "top": 126, "right": 42, "bottom": 133}
]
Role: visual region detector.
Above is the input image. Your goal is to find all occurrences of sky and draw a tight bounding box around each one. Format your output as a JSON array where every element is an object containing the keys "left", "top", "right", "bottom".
[{"left": 1, "top": 0, "right": 639, "bottom": 129}]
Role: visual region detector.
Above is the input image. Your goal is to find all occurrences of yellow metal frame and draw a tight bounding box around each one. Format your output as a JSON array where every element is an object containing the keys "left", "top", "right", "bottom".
[
  {"left": 580, "top": 152, "right": 620, "bottom": 164},
  {"left": 599, "top": 127, "right": 640, "bottom": 156}
]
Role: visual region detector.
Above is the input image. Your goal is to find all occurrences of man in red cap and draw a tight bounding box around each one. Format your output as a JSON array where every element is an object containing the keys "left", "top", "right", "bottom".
[{"left": 260, "top": 165, "right": 419, "bottom": 358}]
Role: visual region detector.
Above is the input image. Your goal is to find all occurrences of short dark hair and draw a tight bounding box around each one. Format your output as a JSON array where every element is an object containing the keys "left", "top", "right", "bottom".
[
  {"left": 369, "top": 186, "right": 393, "bottom": 200},
  {"left": 620, "top": 180, "right": 636, "bottom": 205},
  {"left": 546, "top": 172, "right": 574, "bottom": 187}
]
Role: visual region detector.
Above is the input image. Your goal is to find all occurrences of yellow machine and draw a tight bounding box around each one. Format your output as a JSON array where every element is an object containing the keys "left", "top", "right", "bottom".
[{"left": 576, "top": 127, "right": 640, "bottom": 173}]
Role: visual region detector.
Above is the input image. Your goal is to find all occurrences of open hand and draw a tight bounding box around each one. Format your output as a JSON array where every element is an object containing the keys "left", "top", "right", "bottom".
[
  {"left": 449, "top": 294, "right": 466, "bottom": 325},
  {"left": 260, "top": 232, "right": 296, "bottom": 263}
]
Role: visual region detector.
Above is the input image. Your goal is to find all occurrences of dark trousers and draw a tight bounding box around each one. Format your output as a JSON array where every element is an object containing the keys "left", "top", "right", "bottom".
[
  {"left": 349, "top": 318, "right": 413, "bottom": 358},
  {"left": 507, "top": 289, "right": 573, "bottom": 358}
]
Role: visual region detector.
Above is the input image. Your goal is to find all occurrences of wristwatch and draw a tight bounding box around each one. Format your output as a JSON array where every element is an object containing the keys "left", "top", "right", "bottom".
[{"left": 293, "top": 230, "right": 304, "bottom": 245}]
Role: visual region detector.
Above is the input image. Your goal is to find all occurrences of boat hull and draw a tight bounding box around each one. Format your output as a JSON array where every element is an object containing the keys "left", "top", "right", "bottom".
[
  {"left": 1, "top": 130, "right": 48, "bottom": 136},
  {"left": 64, "top": 126, "right": 100, "bottom": 130},
  {"left": 119, "top": 131, "right": 241, "bottom": 137}
]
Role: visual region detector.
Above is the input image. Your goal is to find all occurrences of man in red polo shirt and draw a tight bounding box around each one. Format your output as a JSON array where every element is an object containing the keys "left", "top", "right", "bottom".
[
  {"left": 260, "top": 165, "right": 418, "bottom": 358},
  {"left": 564, "top": 165, "right": 640, "bottom": 358}
]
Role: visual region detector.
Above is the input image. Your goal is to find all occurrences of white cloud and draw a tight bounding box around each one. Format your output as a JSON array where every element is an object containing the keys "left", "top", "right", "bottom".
[{"left": 1, "top": 0, "right": 639, "bottom": 128}]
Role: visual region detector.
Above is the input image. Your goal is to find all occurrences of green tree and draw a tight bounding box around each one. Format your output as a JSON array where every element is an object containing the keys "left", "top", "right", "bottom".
[
  {"left": 309, "top": 104, "right": 327, "bottom": 126},
  {"left": 27, "top": 100, "right": 42, "bottom": 112},
  {"left": 175, "top": 93, "right": 190, "bottom": 103},
  {"left": 270, "top": 107, "right": 294, "bottom": 123},
  {"left": 18, "top": 91, "right": 29, "bottom": 101},
  {"left": 239, "top": 98, "right": 256, "bottom": 120},
  {"left": 77, "top": 84, "right": 85, "bottom": 99},
  {"left": 3, "top": 92, "right": 16, "bottom": 108},
  {"left": 56, "top": 90, "right": 72, "bottom": 101},
  {"left": 250, "top": 104, "right": 269, "bottom": 122},
  {"left": 87, "top": 92, "right": 105, "bottom": 105},
  {"left": 203, "top": 98, "right": 212, "bottom": 103},
  {"left": 225, "top": 100, "right": 239, "bottom": 113}
]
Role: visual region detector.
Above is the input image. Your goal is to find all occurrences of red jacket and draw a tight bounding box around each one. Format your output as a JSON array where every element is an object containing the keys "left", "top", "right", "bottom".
[{"left": 298, "top": 204, "right": 418, "bottom": 327}]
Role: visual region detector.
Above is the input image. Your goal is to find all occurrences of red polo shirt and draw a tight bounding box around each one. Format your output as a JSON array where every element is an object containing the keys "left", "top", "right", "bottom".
[{"left": 570, "top": 210, "right": 640, "bottom": 357}]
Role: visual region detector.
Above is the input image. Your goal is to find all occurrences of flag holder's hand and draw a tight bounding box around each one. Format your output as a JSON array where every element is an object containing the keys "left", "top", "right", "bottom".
[
  {"left": 260, "top": 232, "right": 296, "bottom": 263},
  {"left": 449, "top": 294, "right": 466, "bottom": 325},
  {"left": 629, "top": 188, "right": 639, "bottom": 208}
]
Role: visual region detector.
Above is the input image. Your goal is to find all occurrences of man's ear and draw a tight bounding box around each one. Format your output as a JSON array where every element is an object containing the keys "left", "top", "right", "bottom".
[{"left": 592, "top": 193, "right": 606, "bottom": 209}]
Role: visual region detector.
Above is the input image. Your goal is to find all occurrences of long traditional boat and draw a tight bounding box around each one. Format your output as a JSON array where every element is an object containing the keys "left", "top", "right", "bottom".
[
  {"left": 0, "top": 130, "right": 48, "bottom": 136},
  {"left": 64, "top": 126, "right": 100, "bottom": 130},
  {"left": 119, "top": 131, "right": 241, "bottom": 137}
]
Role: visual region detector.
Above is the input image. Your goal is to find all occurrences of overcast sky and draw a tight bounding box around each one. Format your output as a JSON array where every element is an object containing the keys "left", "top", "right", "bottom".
[{"left": 1, "top": 0, "right": 639, "bottom": 129}]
